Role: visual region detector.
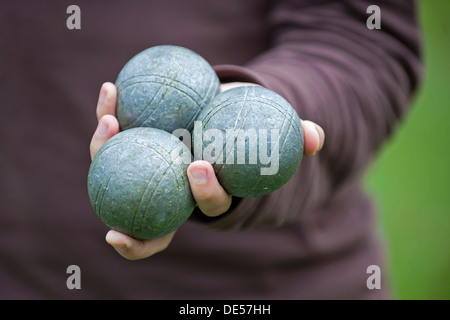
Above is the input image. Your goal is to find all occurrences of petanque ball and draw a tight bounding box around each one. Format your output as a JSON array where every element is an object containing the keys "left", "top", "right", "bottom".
[
  {"left": 87, "top": 127, "right": 195, "bottom": 239},
  {"left": 193, "top": 86, "right": 304, "bottom": 198},
  {"left": 115, "top": 45, "right": 220, "bottom": 133}
]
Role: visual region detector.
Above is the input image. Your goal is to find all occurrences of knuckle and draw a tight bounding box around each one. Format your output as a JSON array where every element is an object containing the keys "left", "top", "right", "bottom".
[
  {"left": 193, "top": 186, "right": 216, "bottom": 202},
  {"left": 201, "top": 198, "right": 232, "bottom": 217}
]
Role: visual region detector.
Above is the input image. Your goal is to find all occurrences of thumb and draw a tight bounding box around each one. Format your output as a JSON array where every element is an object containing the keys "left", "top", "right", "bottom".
[{"left": 187, "top": 160, "right": 232, "bottom": 217}]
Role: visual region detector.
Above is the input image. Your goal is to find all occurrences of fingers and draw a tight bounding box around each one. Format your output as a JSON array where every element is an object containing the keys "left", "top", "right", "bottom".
[
  {"left": 96, "top": 80, "right": 324, "bottom": 261},
  {"left": 90, "top": 82, "right": 120, "bottom": 160},
  {"left": 105, "top": 230, "right": 176, "bottom": 260},
  {"left": 187, "top": 160, "right": 232, "bottom": 217},
  {"left": 90, "top": 115, "right": 120, "bottom": 160},
  {"left": 96, "top": 82, "right": 117, "bottom": 121},
  {"left": 220, "top": 82, "right": 260, "bottom": 92},
  {"left": 302, "top": 120, "right": 325, "bottom": 156},
  {"left": 185, "top": 121, "right": 324, "bottom": 218},
  {"left": 97, "top": 82, "right": 175, "bottom": 261}
]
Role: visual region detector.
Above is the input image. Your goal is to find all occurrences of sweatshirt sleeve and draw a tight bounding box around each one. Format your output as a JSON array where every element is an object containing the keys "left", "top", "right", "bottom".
[{"left": 197, "top": 0, "right": 423, "bottom": 231}]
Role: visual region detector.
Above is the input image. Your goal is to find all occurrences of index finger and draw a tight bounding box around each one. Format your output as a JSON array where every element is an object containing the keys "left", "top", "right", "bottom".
[{"left": 96, "top": 82, "right": 117, "bottom": 121}]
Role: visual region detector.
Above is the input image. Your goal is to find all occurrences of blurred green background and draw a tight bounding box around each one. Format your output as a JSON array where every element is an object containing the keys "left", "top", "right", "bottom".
[{"left": 364, "top": 0, "right": 450, "bottom": 300}]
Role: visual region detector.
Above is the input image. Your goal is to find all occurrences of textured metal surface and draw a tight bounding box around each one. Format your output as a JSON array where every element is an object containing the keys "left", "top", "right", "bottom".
[
  {"left": 116, "top": 45, "right": 220, "bottom": 133},
  {"left": 194, "top": 86, "right": 304, "bottom": 197},
  {"left": 88, "top": 127, "right": 195, "bottom": 239}
]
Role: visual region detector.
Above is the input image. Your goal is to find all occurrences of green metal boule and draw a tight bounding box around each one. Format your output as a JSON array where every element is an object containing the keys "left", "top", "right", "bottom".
[
  {"left": 193, "top": 86, "right": 304, "bottom": 197},
  {"left": 115, "top": 45, "right": 220, "bottom": 134},
  {"left": 87, "top": 127, "right": 195, "bottom": 239}
]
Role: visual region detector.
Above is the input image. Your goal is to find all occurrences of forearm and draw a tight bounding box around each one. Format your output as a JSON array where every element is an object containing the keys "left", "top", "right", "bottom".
[{"left": 199, "top": 0, "right": 423, "bottom": 231}]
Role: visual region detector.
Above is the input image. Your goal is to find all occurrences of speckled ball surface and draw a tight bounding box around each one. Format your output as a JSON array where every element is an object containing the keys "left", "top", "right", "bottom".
[
  {"left": 87, "top": 127, "right": 195, "bottom": 239},
  {"left": 193, "top": 86, "right": 304, "bottom": 198},
  {"left": 115, "top": 45, "right": 220, "bottom": 133}
]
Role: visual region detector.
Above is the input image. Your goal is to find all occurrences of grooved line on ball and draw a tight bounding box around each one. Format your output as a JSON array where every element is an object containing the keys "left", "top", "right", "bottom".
[
  {"left": 130, "top": 144, "right": 185, "bottom": 236},
  {"left": 116, "top": 48, "right": 178, "bottom": 90},
  {"left": 200, "top": 71, "right": 219, "bottom": 107},
  {"left": 120, "top": 80, "right": 203, "bottom": 129},
  {"left": 122, "top": 59, "right": 181, "bottom": 129},
  {"left": 139, "top": 60, "right": 184, "bottom": 129},
  {"left": 139, "top": 65, "right": 183, "bottom": 129},
  {"left": 133, "top": 152, "right": 185, "bottom": 236},
  {"left": 95, "top": 142, "right": 128, "bottom": 221},
  {"left": 119, "top": 79, "right": 202, "bottom": 105},
  {"left": 184, "top": 72, "right": 218, "bottom": 131},
  {"left": 214, "top": 87, "right": 250, "bottom": 174},
  {"left": 95, "top": 171, "right": 114, "bottom": 220},
  {"left": 131, "top": 160, "right": 166, "bottom": 237},
  {"left": 204, "top": 74, "right": 218, "bottom": 102},
  {"left": 118, "top": 75, "right": 204, "bottom": 101},
  {"left": 94, "top": 138, "right": 126, "bottom": 159},
  {"left": 92, "top": 145, "right": 122, "bottom": 212},
  {"left": 201, "top": 96, "right": 299, "bottom": 136},
  {"left": 94, "top": 134, "right": 184, "bottom": 236},
  {"left": 185, "top": 107, "right": 202, "bottom": 132},
  {"left": 201, "top": 95, "right": 294, "bottom": 130},
  {"left": 264, "top": 96, "right": 303, "bottom": 157},
  {"left": 128, "top": 86, "right": 170, "bottom": 130},
  {"left": 278, "top": 110, "right": 297, "bottom": 156},
  {"left": 124, "top": 83, "right": 166, "bottom": 130},
  {"left": 250, "top": 105, "right": 292, "bottom": 195},
  {"left": 205, "top": 92, "right": 300, "bottom": 194},
  {"left": 100, "top": 135, "right": 183, "bottom": 158},
  {"left": 94, "top": 134, "right": 172, "bottom": 159},
  {"left": 230, "top": 88, "right": 289, "bottom": 195},
  {"left": 200, "top": 95, "right": 245, "bottom": 128},
  {"left": 233, "top": 98, "right": 301, "bottom": 136},
  {"left": 135, "top": 166, "right": 171, "bottom": 236}
]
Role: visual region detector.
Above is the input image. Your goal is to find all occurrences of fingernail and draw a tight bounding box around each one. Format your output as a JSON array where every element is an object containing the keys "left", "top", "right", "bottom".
[
  {"left": 96, "top": 118, "right": 108, "bottom": 138},
  {"left": 99, "top": 87, "right": 108, "bottom": 104},
  {"left": 314, "top": 124, "right": 325, "bottom": 151},
  {"left": 190, "top": 166, "right": 208, "bottom": 184}
]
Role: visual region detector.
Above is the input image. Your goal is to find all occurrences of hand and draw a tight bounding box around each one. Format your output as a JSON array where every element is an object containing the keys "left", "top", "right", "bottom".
[{"left": 90, "top": 82, "right": 325, "bottom": 260}]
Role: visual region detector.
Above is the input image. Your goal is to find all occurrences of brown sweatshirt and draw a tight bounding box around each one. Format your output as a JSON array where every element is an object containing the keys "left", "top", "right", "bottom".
[{"left": 0, "top": 0, "right": 422, "bottom": 299}]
